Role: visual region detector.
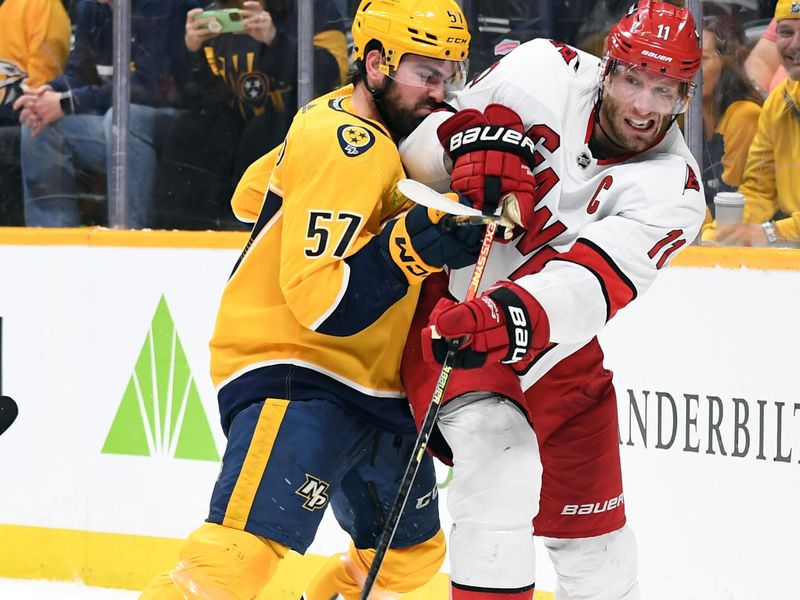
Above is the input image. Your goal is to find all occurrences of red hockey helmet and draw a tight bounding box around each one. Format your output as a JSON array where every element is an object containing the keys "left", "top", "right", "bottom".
[{"left": 607, "top": 0, "right": 701, "bottom": 84}]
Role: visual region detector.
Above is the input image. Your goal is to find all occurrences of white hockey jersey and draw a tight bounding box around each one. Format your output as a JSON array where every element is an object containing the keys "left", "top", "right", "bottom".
[{"left": 400, "top": 38, "right": 705, "bottom": 391}]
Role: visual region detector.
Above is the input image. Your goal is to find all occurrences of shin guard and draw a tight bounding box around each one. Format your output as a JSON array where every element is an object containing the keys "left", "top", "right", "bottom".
[
  {"left": 303, "top": 529, "right": 445, "bottom": 600},
  {"left": 139, "top": 523, "right": 288, "bottom": 599}
]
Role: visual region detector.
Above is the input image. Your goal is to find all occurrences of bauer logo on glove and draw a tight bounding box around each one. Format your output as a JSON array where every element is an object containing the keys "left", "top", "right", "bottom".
[
  {"left": 422, "top": 281, "right": 550, "bottom": 370},
  {"left": 437, "top": 104, "right": 540, "bottom": 231},
  {"left": 446, "top": 125, "right": 537, "bottom": 161}
]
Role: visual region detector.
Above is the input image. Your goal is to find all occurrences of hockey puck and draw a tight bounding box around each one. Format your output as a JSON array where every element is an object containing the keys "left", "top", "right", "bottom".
[{"left": 0, "top": 395, "right": 18, "bottom": 436}]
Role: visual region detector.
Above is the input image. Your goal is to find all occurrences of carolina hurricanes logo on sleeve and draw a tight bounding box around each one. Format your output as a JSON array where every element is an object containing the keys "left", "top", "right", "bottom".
[
  {"left": 338, "top": 125, "right": 375, "bottom": 157},
  {"left": 684, "top": 164, "right": 700, "bottom": 193},
  {"left": 549, "top": 40, "right": 580, "bottom": 71}
]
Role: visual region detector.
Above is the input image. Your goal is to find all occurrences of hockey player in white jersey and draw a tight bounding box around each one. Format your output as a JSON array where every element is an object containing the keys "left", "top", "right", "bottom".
[{"left": 399, "top": 2, "right": 705, "bottom": 599}]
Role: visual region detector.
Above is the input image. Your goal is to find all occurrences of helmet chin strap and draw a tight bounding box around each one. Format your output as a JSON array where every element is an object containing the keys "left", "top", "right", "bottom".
[
  {"left": 365, "top": 76, "right": 400, "bottom": 140},
  {"left": 593, "top": 87, "right": 629, "bottom": 152}
]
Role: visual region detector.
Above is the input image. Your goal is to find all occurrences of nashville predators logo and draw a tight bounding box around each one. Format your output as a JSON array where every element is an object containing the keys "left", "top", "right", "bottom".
[
  {"left": 792, "top": 2, "right": 800, "bottom": 13},
  {"left": 338, "top": 125, "right": 375, "bottom": 157},
  {"left": 295, "top": 474, "right": 330, "bottom": 511},
  {"left": 238, "top": 72, "right": 268, "bottom": 102},
  {"left": 0, "top": 60, "right": 26, "bottom": 108}
]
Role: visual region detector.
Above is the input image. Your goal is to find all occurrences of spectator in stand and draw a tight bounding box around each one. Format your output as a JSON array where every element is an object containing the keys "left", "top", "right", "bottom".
[
  {"left": 745, "top": 18, "right": 789, "bottom": 99},
  {"left": 153, "top": 0, "right": 347, "bottom": 230},
  {"left": 713, "top": 0, "right": 800, "bottom": 247},
  {"left": 14, "top": 0, "right": 188, "bottom": 229},
  {"left": 701, "top": 15, "right": 762, "bottom": 211},
  {"left": 0, "top": 0, "right": 70, "bottom": 226}
]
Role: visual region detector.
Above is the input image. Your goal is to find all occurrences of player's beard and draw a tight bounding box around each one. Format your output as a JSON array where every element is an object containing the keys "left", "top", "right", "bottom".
[
  {"left": 380, "top": 80, "right": 438, "bottom": 138},
  {"left": 598, "top": 91, "right": 671, "bottom": 154}
]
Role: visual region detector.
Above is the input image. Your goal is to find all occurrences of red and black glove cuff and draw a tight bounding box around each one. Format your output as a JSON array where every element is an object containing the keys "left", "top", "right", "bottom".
[
  {"left": 437, "top": 104, "right": 537, "bottom": 166},
  {"left": 436, "top": 105, "right": 537, "bottom": 221},
  {"left": 442, "top": 123, "right": 537, "bottom": 167},
  {"left": 423, "top": 281, "right": 550, "bottom": 370},
  {"left": 487, "top": 284, "right": 536, "bottom": 363}
]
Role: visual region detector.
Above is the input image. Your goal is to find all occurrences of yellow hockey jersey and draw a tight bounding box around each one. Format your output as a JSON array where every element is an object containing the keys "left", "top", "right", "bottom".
[{"left": 210, "top": 86, "right": 421, "bottom": 433}]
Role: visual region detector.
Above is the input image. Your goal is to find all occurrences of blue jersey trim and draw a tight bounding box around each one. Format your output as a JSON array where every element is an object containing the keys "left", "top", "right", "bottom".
[
  {"left": 314, "top": 235, "right": 409, "bottom": 336},
  {"left": 217, "top": 364, "right": 417, "bottom": 436}
]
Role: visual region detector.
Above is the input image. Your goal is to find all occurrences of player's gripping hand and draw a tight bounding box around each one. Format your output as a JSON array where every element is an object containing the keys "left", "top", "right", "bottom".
[
  {"left": 422, "top": 281, "right": 549, "bottom": 369},
  {"left": 379, "top": 204, "right": 483, "bottom": 285},
  {"left": 437, "top": 104, "right": 537, "bottom": 228}
]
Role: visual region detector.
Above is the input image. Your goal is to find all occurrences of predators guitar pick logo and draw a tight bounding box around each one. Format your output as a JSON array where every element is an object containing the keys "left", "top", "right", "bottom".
[
  {"left": 338, "top": 124, "right": 375, "bottom": 157},
  {"left": 0, "top": 60, "right": 26, "bottom": 108}
]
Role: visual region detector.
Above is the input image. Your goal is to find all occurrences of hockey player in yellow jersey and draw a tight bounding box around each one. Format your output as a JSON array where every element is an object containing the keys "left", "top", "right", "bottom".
[{"left": 139, "top": 1, "right": 476, "bottom": 599}]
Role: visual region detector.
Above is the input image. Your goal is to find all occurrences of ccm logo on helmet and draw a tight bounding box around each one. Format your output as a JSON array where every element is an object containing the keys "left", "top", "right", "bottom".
[
  {"left": 448, "top": 126, "right": 536, "bottom": 156},
  {"left": 447, "top": 36, "right": 469, "bottom": 44},
  {"left": 641, "top": 49, "right": 673, "bottom": 62}
]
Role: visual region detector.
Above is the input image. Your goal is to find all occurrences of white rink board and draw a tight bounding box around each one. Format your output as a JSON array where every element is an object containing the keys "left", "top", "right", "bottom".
[
  {"left": 600, "top": 265, "right": 800, "bottom": 600},
  {"left": 0, "top": 241, "right": 798, "bottom": 599},
  {"left": 0, "top": 245, "right": 233, "bottom": 538}
]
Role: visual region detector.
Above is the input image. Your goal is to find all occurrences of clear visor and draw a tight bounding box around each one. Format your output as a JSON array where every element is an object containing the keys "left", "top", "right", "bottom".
[
  {"left": 384, "top": 54, "right": 470, "bottom": 94},
  {"left": 605, "top": 62, "right": 693, "bottom": 115}
]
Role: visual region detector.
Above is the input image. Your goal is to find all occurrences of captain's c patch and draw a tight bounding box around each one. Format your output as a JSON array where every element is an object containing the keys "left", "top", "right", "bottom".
[{"left": 338, "top": 125, "right": 375, "bottom": 157}]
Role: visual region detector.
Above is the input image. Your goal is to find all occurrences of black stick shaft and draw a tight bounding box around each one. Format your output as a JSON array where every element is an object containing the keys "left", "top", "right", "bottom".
[
  {"left": 358, "top": 344, "right": 459, "bottom": 599},
  {"left": 358, "top": 222, "right": 497, "bottom": 599}
]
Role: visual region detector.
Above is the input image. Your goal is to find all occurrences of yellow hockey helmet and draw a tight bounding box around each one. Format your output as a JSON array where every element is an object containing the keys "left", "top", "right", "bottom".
[{"left": 351, "top": 0, "right": 470, "bottom": 76}]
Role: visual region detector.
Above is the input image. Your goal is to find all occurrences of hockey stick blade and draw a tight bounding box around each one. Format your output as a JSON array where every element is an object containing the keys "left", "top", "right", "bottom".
[
  {"left": 358, "top": 221, "right": 498, "bottom": 600},
  {"left": 397, "top": 179, "right": 486, "bottom": 218},
  {"left": 0, "top": 395, "right": 18, "bottom": 436}
]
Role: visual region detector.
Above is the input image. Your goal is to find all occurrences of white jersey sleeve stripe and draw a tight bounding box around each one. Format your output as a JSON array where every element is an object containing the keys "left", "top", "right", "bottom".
[{"left": 552, "top": 238, "right": 638, "bottom": 322}]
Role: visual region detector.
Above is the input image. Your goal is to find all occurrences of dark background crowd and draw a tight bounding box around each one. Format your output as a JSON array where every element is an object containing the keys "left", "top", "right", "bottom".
[{"left": 1, "top": 0, "right": 793, "bottom": 241}]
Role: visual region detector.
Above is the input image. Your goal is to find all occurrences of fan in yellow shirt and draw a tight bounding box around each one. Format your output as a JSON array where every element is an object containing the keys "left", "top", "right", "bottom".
[{"left": 713, "top": 0, "right": 800, "bottom": 246}]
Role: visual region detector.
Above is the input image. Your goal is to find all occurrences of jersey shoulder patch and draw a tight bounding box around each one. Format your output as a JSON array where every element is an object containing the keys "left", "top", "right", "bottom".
[
  {"left": 684, "top": 163, "right": 700, "bottom": 193},
  {"left": 337, "top": 124, "right": 376, "bottom": 157},
  {"left": 548, "top": 39, "right": 580, "bottom": 71}
]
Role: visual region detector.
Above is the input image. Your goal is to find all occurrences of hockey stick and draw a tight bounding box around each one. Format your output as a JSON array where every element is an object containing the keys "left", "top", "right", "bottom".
[
  {"left": 396, "top": 179, "right": 505, "bottom": 226},
  {"left": 359, "top": 218, "right": 498, "bottom": 600},
  {"left": 397, "top": 179, "right": 484, "bottom": 217},
  {"left": 0, "top": 395, "right": 18, "bottom": 437}
]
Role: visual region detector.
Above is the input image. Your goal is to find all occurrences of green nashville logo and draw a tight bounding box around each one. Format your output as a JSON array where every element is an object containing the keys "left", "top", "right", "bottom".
[{"left": 102, "top": 295, "right": 219, "bottom": 461}]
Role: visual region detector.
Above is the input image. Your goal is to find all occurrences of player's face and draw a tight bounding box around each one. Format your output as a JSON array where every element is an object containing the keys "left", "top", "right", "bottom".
[
  {"left": 599, "top": 65, "right": 685, "bottom": 153},
  {"left": 775, "top": 19, "right": 800, "bottom": 81},
  {"left": 381, "top": 55, "right": 464, "bottom": 137}
]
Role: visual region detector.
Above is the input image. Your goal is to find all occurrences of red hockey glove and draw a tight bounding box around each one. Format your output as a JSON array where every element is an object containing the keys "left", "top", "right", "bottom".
[
  {"left": 437, "top": 104, "right": 537, "bottom": 227},
  {"left": 421, "top": 281, "right": 549, "bottom": 370}
]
